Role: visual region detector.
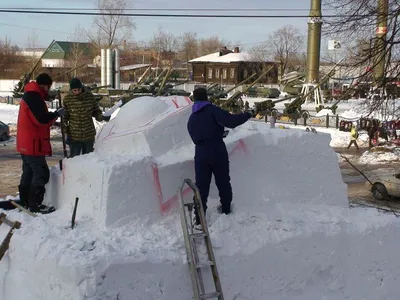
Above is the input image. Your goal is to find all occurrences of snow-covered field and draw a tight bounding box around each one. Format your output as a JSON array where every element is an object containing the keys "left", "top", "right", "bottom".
[
  {"left": 0, "top": 103, "right": 19, "bottom": 124},
  {"left": 0, "top": 96, "right": 399, "bottom": 299}
]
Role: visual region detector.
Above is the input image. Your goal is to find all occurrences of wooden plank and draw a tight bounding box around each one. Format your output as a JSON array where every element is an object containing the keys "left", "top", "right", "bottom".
[{"left": 11, "top": 201, "right": 37, "bottom": 218}]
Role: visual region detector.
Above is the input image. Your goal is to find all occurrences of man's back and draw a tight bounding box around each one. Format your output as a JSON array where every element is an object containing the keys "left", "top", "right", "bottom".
[
  {"left": 63, "top": 91, "right": 101, "bottom": 141},
  {"left": 187, "top": 102, "right": 251, "bottom": 145}
]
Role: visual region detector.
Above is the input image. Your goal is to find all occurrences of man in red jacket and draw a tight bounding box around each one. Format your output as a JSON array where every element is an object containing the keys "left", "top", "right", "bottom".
[{"left": 16, "top": 73, "right": 65, "bottom": 214}]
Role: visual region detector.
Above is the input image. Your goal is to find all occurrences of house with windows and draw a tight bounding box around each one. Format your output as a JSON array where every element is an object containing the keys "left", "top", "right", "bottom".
[
  {"left": 188, "top": 47, "right": 278, "bottom": 84},
  {"left": 41, "top": 41, "right": 94, "bottom": 68}
]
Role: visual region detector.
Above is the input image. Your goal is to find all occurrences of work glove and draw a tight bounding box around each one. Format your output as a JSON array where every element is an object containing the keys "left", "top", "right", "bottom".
[
  {"left": 56, "top": 107, "right": 65, "bottom": 117},
  {"left": 247, "top": 109, "right": 257, "bottom": 118},
  {"left": 222, "top": 130, "right": 229, "bottom": 138},
  {"left": 102, "top": 115, "right": 111, "bottom": 122}
]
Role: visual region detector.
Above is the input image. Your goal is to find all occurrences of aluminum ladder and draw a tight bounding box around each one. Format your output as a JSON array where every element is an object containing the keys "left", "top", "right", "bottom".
[{"left": 178, "top": 178, "right": 224, "bottom": 300}]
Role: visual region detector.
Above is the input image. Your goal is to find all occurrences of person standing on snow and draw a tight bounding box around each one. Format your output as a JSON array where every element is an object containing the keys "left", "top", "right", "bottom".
[
  {"left": 187, "top": 87, "right": 256, "bottom": 227},
  {"left": 63, "top": 78, "right": 110, "bottom": 157},
  {"left": 347, "top": 123, "right": 360, "bottom": 150},
  {"left": 16, "top": 73, "right": 65, "bottom": 213}
]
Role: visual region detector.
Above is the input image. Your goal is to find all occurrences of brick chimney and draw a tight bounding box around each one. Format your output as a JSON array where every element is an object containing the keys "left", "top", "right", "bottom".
[
  {"left": 234, "top": 47, "right": 240, "bottom": 53},
  {"left": 219, "top": 46, "right": 233, "bottom": 56}
]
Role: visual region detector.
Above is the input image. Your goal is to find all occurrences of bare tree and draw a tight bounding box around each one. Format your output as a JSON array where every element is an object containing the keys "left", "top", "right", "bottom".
[
  {"left": 249, "top": 43, "right": 271, "bottom": 62},
  {"left": 323, "top": 0, "right": 400, "bottom": 114},
  {"left": 267, "top": 25, "right": 305, "bottom": 78},
  {"left": 27, "top": 30, "right": 40, "bottom": 78},
  {"left": 178, "top": 32, "right": 199, "bottom": 63},
  {"left": 150, "top": 27, "right": 179, "bottom": 68},
  {"left": 0, "top": 38, "right": 26, "bottom": 79},
  {"left": 89, "top": 0, "right": 135, "bottom": 47},
  {"left": 198, "top": 36, "right": 229, "bottom": 56},
  {"left": 150, "top": 27, "right": 179, "bottom": 53},
  {"left": 324, "top": 0, "right": 399, "bottom": 81},
  {"left": 65, "top": 26, "right": 90, "bottom": 76}
]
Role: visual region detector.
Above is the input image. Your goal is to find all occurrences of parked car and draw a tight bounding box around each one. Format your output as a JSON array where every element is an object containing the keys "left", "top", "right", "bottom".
[
  {"left": 367, "top": 171, "right": 400, "bottom": 200},
  {"left": 0, "top": 121, "right": 10, "bottom": 141}
]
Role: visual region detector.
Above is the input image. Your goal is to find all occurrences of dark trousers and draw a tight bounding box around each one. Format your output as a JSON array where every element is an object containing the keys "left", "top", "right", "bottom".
[
  {"left": 20, "top": 154, "right": 50, "bottom": 187},
  {"left": 347, "top": 140, "right": 359, "bottom": 150},
  {"left": 194, "top": 142, "right": 233, "bottom": 218},
  {"left": 20, "top": 154, "right": 50, "bottom": 209},
  {"left": 69, "top": 140, "right": 94, "bottom": 158}
]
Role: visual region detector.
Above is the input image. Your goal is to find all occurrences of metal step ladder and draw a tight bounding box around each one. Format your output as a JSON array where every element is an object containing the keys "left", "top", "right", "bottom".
[{"left": 178, "top": 178, "right": 224, "bottom": 300}]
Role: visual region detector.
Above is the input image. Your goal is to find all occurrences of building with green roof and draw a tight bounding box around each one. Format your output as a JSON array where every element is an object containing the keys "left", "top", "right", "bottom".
[{"left": 41, "top": 41, "right": 94, "bottom": 68}]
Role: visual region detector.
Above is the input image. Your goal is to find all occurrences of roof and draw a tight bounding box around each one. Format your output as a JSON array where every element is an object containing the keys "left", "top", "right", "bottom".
[
  {"left": 189, "top": 51, "right": 262, "bottom": 63},
  {"left": 120, "top": 64, "right": 152, "bottom": 71},
  {"left": 42, "top": 41, "right": 92, "bottom": 60}
]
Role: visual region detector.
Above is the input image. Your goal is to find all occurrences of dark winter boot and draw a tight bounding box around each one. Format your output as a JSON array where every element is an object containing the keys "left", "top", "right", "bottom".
[
  {"left": 18, "top": 184, "right": 30, "bottom": 208},
  {"left": 28, "top": 185, "right": 55, "bottom": 214},
  {"left": 193, "top": 196, "right": 206, "bottom": 230},
  {"left": 217, "top": 203, "right": 232, "bottom": 215}
]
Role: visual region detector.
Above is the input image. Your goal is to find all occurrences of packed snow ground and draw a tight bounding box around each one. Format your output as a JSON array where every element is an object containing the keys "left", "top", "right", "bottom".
[{"left": 0, "top": 96, "right": 400, "bottom": 299}]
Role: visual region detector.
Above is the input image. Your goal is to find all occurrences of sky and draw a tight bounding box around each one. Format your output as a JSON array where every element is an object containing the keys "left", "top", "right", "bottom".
[{"left": 0, "top": 0, "right": 335, "bottom": 52}]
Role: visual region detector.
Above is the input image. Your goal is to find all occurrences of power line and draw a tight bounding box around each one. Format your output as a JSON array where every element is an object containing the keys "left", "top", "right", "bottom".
[
  {"left": 0, "top": 22, "right": 74, "bottom": 35},
  {"left": 0, "top": 7, "right": 336, "bottom": 12},
  {"left": 0, "top": 9, "right": 356, "bottom": 18}
]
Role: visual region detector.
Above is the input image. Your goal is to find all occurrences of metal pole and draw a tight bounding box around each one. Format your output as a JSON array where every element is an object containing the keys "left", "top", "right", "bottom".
[
  {"left": 305, "top": 0, "right": 323, "bottom": 84},
  {"left": 373, "top": 0, "right": 389, "bottom": 88}
]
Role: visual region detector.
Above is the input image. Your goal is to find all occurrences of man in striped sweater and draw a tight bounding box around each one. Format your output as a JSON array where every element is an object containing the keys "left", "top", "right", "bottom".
[{"left": 63, "top": 78, "right": 110, "bottom": 157}]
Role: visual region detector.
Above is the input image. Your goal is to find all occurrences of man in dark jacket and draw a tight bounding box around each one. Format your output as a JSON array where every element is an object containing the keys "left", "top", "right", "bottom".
[
  {"left": 187, "top": 88, "right": 255, "bottom": 226},
  {"left": 16, "top": 73, "right": 65, "bottom": 213},
  {"left": 63, "top": 78, "right": 110, "bottom": 157}
]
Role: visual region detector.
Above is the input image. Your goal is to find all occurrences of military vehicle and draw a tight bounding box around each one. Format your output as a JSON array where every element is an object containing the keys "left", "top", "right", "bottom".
[
  {"left": 13, "top": 40, "right": 56, "bottom": 98},
  {"left": 280, "top": 71, "right": 305, "bottom": 96},
  {"left": 216, "top": 66, "right": 275, "bottom": 113},
  {"left": 254, "top": 61, "right": 343, "bottom": 119},
  {"left": 244, "top": 86, "right": 281, "bottom": 98}
]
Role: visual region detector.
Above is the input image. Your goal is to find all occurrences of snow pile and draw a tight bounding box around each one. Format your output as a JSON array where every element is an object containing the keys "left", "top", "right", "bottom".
[
  {"left": 359, "top": 147, "right": 400, "bottom": 164},
  {"left": 1, "top": 96, "right": 400, "bottom": 299},
  {"left": 315, "top": 108, "right": 335, "bottom": 117},
  {"left": 340, "top": 108, "right": 362, "bottom": 119},
  {"left": 275, "top": 124, "right": 370, "bottom": 148}
]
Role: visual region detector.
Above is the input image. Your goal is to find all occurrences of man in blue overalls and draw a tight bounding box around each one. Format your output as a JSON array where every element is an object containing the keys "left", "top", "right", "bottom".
[{"left": 187, "top": 88, "right": 255, "bottom": 226}]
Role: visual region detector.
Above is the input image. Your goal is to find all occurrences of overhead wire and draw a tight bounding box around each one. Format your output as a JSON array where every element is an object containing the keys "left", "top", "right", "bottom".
[
  {"left": 0, "top": 9, "right": 365, "bottom": 18},
  {"left": 0, "top": 7, "right": 337, "bottom": 12},
  {"left": 0, "top": 22, "right": 74, "bottom": 34}
]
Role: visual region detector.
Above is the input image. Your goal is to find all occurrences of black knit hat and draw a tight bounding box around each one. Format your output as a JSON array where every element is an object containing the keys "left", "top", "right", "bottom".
[
  {"left": 192, "top": 87, "right": 208, "bottom": 102},
  {"left": 36, "top": 73, "right": 53, "bottom": 86},
  {"left": 70, "top": 77, "right": 83, "bottom": 90}
]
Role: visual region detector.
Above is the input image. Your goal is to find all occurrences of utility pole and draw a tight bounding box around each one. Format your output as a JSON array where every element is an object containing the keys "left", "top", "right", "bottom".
[
  {"left": 305, "top": 0, "right": 322, "bottom": 84},
  {"left": 301, "top": 0, "right": 323, "bottom": 106},
  {"left": 373, "top": 0, "right": 389, "bottom": 89}
]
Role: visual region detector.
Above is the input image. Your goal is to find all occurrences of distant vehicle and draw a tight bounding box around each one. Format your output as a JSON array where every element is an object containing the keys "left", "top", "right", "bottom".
[{"left": 0, "top": 121, "right": 10, "bottom": 141}]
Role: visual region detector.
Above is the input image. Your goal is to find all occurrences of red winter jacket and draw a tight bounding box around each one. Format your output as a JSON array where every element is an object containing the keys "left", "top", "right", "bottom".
[{"left": 16, "top": 82, "right": 58, "bottom": 156}]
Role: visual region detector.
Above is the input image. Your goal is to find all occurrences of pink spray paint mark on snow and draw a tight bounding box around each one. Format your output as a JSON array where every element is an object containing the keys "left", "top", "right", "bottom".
[{"left": 152, "top": 138, "right": 248, "bottom": 214}]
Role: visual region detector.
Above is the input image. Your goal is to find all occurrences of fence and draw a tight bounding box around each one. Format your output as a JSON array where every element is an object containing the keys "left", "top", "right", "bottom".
[
  {"left": 0, "top": 96, "right": 60, "bottom": 109},
  {"left": 264, "top": 113, "right": 360, "bottom": 129}
]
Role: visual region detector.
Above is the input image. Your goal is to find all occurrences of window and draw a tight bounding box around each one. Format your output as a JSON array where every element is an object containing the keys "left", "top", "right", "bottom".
[
  {"left": 208, "top": 68, "right": 213, "bottom": 79},
  {"left": 230, "top": 68, "right": 235, "bottom": 78},
  {"left": 215, "top": 69, "right": 220, "bottom": 78},
  {"left": 222, "top": 68, "right": 227, "bottom": 79}
]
